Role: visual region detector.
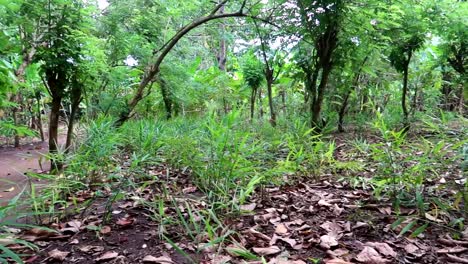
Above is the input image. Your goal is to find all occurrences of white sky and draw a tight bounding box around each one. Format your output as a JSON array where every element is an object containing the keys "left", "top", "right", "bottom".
[{"left": 98, "top": 0, "right": 109, "bottom": 10}]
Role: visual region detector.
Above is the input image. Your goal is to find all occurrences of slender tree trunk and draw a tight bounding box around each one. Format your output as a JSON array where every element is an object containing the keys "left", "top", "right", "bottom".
[
  {"left": 402, "top": 65, "right": 410, "bottom": 129},
  {"left": 13, "top": 102, "right": 20, "bottom": 148},
  {"left": 258, "top": 88, "right": 264, "bottom": 118},
  {"left": 65, "top": 106, "right": 76, "bottom": 152},
  {"left": 250, "top": 87, "right": 257, "bottom": 120},
  {"left": 12, "top": 45, "right": 36, "bottom": 147},
  {"left": 459, "top": 84, "right": 465, "bottom": 115},
  {"left": 266, "top": 76, "right": 276, "bottom": 126},
  {"left": 49, "top": 95, "right": 62, "bottom": 171},
  {"left": 11, "top": 93, "right": 23, "bottom": 148},
  {"left": 336, "top": 57, "right": 367, "bottom": 132},
  {"left": 306, "top": 66, "right": 319, "bottom": 122},
  {"left": 411, "top": 83, "right": 419, "bottom": 114},
  {"left": 223, "top": 98, "right": 228, "bottom": 114},
  {"left": 217, "top": 3, "right": 229, "bottom": 115},
  {"left": 338, "top": 91, "right": 351, "bottom": 133},
  {"left": 36, "top": 95, "right": 45, "bottom": 142},
  {"left": 311, "top": 66, "right": 332, "bottom": 127},
  {"left": 65, "top": 86, "right": 81, "bottom": 153},
  {"left": 159, "top": 77, "right": 172, "bottom": 120}
]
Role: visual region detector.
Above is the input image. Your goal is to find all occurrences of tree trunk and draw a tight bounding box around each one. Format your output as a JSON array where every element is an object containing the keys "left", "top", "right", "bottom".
[
  {"left": 65, "top": 105, "right": 76, "bottom": 152},
  {"left": 402, "top": 64, "right": 410, "bottom": 130},
  {"left": 65, "top": 84, "right": 82, "bottom": 153},
  {"left": 338, "top": 90, "right": 351, "bottom": 133},
  {"left": 36, "top": 95, "right": 45, "bottom": 142},
  {"left": 266, "top": 78, "right": 276, "bottom": 126},
  {"left": 13, "top": 103, "right": 20, "bottom": 148},
  {"left": 258, "top": 87, "right": 264, "bottom": 118},
  {"left": 459, "top": 84, "right": 465, "bottom": 115},
  {"left": 305, "top": 67, "right": 319, "bottom": 124},
  {"left": 311, "top": 65, "right": 332, "bottom": 127},
  {"left": 250, "top": 87, "right": 257, "bottom": 121},
  {"left": 159, "top": 77, "right": 172, "bottom": 120},
  {"left": 411, "top": 83, "right": 419, "bottom": 114},
  {"left": 49, "top": 95, "right": 62, "bottom": 171}
]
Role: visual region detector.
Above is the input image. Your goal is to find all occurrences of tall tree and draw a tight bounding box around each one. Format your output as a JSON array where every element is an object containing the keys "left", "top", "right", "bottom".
[
  {"left": 388, "top": 3, "right": 426, "bottom": 129},
  {"left": 35, "top": 0, "right": 89, "bottom": 170},
  {"left": 294, "top": 0, "right": 345, "bottom": 128}
]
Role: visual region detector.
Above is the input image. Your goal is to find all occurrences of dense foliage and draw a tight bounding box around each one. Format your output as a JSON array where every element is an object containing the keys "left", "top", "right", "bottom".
[{"left": 0, "top": 0, "right": 466, "bottom": 263}]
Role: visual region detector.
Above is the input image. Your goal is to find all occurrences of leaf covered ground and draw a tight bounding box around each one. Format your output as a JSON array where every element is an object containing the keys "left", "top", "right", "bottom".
[{"left": 7, "top": 124, "right": 466, "bottom": 264}]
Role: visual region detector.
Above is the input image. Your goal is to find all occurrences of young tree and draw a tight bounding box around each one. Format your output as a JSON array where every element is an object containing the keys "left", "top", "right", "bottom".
[
  {"left": 429, "top": 0, "right": 467, "bottom": 114},
  {"left": 35, "top": 0, "right": 89, "bottom": 170},
  {"left": 294, "top": 0, "right": 345, "bottom": 129},
  {"left": 388, "top": 9, "right": 426, "bottom": 129},
  {"left": 253, "top": 21, "right": 286, "bottom": 127},
  {"left": 242, "top": 52, "right": 264, "bottom": 120}
]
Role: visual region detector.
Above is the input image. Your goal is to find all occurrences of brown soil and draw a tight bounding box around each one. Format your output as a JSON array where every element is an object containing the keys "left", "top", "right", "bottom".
[{"left": 0, "top": 128, "right": 66, "bottom": 206}]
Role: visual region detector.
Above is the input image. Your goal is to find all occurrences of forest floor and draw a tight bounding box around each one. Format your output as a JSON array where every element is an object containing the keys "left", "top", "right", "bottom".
[
  {"left": 5, "top": 125, "right": 468, "bottom": 264},
  {"left": 0, "top": 127, "right": 66, "bottom": 205},
  {"left": 0, "top": 139, "right": 49, "bottom": 205}
]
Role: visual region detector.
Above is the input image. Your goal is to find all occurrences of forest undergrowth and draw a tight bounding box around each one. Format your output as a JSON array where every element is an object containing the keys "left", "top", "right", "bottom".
[{"left": 1, "top": 111, "right": 467, "bottom": 264}]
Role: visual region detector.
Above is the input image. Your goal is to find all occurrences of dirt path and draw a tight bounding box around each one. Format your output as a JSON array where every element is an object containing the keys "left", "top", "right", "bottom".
[
  {"left": 0, "top": 140, "right": 50, "bottom": 205},
  {"left": 0, "top": 129, "right": 67, "bottom": 206}
]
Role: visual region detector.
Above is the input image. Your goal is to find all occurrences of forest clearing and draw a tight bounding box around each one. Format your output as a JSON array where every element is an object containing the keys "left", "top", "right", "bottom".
[{"left": 0, "top": 0, "right": 467, "bottom": 263}]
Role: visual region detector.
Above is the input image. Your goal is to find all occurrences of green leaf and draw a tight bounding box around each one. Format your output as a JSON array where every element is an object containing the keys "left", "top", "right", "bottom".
[
  {"left": 410, "top": 223, "right": 428, "bottom": 238},
  {"left": 398, "top": 220, "right": 416, "bottom": 237},
  {"left": 0, "top": 244, "right": 23, "bottom": 264}
]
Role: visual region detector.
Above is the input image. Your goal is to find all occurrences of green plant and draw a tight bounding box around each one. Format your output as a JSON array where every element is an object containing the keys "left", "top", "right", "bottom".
[{"left": 0, "top": 190, "right": 42, "bottom": 263}]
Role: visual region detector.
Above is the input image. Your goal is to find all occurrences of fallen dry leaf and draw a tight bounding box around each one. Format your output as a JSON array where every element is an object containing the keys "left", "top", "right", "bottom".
[
  {"left": 142, "top": 255, "right": 174, "bottom": 263},
  {"left": 78, "top": 245, "right": 105, "bottom": 254},
  {"left": 436, "top": 246, "right": 468, "bottom": 254},
  {"left": 100, "top": 225, "right": 111, "bottom": 234},
  {"left": 404, "top": 243, "right": 419, "bottom": 254},
  {"left": 211, "top": 255, "right": 232, "bottom": 264},
  {"left": 61, "top": 220, "right": 82, "bottom": 233},
  {"left": 320, "top": 235, "right": 338, "bottom": 249},
  {"left": 95, "top": 251, "right": 119, "bottom": 262},
  {"left": 318, "top": 199, "right": 332, "bottom": 207},
  {"left": 278, "top": 237, "right": 296, "bottom": 247},
  {"left": 246, "top": 227, "right": 272, "bottom": 241},
  {"left": 333, "top": 204, "right": 344, "bottom": 216},
  {"left": 118, "top": 201, "right": 133, "bottom": 209},
  {"left": 327, "top": 248, "right": 350, "bottom": 258},
  {"left": 253, "top": 246, "right": 281, "bottom": 256},
  {"left": 378, "top": 207, "right": 392, "bottom": 215},
  {"left": 182, "top": 186, "right": 197, "bottom": 194},
  {"left": 325, "top": 259, "right": 353, "bottom": 264},
  {"left": 287, "top": 219, "right": 305, "bottom": 226},
  {"left": 365, "top": 242, "right": 397, "bottom": 258},
  {"left": 320, "top": 222, "right": 343, "bottom": 235},
  {"left": 48, "top": 249, "right": 69, "bottom": 261},
  {"left": 275, "top": 224, "right": 288, "bottom": 235},
  {"left": 275, "top": 260, "right": 307, "bottom": 264},
  {"left": 116, "top": 217, "right": 134, "bottom": 227},
  {"left": 352, "top": 222, "right": 369, "bottom": 230},
  {"left": 446, "top": 254, "right": 468, "bottom": 264},
  {"left": 240, "top": 203, "right": 257, "bottom": 211},
  {"left": 355, "top": 246, "right": 389, "bottom": 263}
]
